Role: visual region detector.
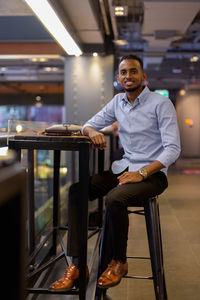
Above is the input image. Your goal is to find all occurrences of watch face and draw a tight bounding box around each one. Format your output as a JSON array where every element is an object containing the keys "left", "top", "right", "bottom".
[
  {"left": 140, "top": 170, "right": 145, "bottom": 176},
  {"left": 139, "top": 168, "right": 147, "bottom": 179}
]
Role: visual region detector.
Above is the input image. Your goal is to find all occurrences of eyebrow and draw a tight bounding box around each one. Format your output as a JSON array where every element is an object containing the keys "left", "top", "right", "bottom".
[{"left": 120, "top": 68, "right": 137, "bottom": 72}]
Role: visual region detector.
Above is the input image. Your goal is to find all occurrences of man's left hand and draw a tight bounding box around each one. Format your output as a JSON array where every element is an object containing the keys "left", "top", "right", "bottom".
[{"left": 117, "top": 171, "right": 143, "bottom": 185}]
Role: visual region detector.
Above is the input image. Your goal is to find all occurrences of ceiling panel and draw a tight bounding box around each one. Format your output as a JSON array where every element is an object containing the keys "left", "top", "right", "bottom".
[
  {"left": 143, "top": 2, "right": 200, "bottom": 34},
  {"left": 143, "top": 1, "right": 200, "bottom": 52},
  {"left": 0, "top": 16, "right": 53, "bottom": 41},
  {"left": 59, "top": 0, "right": 104, "bottom": 43},
  {"left": 0, "top": 0, "right": 32, "bottom": 15},
  {"left": 0, "top": 0, "right": 199, "bottom": 89}
]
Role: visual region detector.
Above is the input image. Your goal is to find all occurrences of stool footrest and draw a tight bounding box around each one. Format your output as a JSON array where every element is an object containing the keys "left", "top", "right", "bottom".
[
  {"left": 128, "top": 209, "right": 145, "bottom": 216},
  {"left": 27, "top": 287, "right": 79, "bottom": 295},
  {"left": 124, "top": 275, "right": 153, "bottom": 280},
  {"left": 27, "top": 252, "right": 65, "bottom": 279},
  {"left": 127, "top": 256, "right": 150, "bottom": 260}
]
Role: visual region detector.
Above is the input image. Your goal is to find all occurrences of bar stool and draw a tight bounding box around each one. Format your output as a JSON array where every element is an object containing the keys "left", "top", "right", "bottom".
[{"left": 96, "top": 196, "right": 168, "bottom": 300}]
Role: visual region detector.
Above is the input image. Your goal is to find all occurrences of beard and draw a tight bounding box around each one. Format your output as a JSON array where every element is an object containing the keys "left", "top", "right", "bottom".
[{"left": 124, "top": 83, "right": 142, "bottom": 92}]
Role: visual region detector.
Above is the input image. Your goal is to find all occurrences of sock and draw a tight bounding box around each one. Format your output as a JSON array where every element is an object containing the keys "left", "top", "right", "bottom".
[{"left": 72, "top": 257, "right": 79, "bottom": 268}]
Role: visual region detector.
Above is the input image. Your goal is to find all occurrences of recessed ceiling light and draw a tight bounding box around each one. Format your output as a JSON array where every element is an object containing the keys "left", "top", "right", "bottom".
[{"left": 114, "top": 6, "right": 128, "bottom": 16}]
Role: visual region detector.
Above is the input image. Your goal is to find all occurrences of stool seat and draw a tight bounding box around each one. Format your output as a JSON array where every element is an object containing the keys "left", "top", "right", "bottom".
[{"left": 96, "top": 196, "right": 168, "bottom": 300}]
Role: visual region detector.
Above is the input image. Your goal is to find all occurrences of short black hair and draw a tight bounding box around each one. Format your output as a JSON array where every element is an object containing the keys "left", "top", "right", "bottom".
[{"left": 119, "top": 54, "right": 143, "bottom": 70}]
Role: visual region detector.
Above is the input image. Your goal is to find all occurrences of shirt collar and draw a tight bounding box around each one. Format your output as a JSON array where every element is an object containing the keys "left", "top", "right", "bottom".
[
  {"left": 137, "top": 86, "right": 151, "bottom": 103},
  {"left": 121, "top": 85, "right": 151, "bottom": 105}
]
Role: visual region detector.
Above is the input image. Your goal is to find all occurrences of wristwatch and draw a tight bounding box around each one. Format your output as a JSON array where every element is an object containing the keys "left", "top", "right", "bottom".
[{"left": 138, "top": 168, "right": 148, "bottom": 180}]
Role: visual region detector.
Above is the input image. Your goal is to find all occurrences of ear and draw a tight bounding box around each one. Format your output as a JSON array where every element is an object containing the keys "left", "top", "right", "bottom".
[{"left": 142, "top": 71, "right": 147, "bottom": 81}]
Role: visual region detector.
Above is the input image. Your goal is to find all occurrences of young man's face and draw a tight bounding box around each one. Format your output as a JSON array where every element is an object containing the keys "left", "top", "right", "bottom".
[{"left": 117, "top": 59, "right": 146, "bottom": 92}]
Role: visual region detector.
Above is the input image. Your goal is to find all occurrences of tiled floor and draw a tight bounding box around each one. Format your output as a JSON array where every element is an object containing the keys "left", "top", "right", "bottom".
[{"left": 27, "top": 159, "right": 200, "bottom": 300}]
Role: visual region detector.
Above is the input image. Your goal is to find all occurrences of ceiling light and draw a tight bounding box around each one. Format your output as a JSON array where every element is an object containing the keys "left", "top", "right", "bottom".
[
  {"left": 24, "top": 0, "right": 82, "bottom": 56},
  {"left": 114, "top": 39, "right": 128, "bottom": 46},
  {"left": 190, "top": 55, "right": 199, "bottom": 62},
  {"left": 31, "top": 58, "right": 38, "bottom": 62},
  {"left": 93, "top": 52, "right": 98, "bottom": 57},
  {"left": 172, "top": 68, "right": 182, "bottom": 74},
  {"left": 39, "top": 58, "right": 48, "bottom": 62},
  {"left": 114, "top": 6, "right": 128, "bottom": 16},
  {"left": 44, "top": 67, "right": 52, "bottom": 72}
]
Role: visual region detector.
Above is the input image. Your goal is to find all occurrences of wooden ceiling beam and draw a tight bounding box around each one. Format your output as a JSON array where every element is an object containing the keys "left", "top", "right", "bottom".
[{"left": 0, "top": 42, "right": 66, "bottom": 55}]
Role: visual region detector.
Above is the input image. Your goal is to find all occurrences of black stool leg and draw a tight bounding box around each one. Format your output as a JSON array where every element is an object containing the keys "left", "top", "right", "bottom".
[
  {"left": 155, "top": 201, "right": 168, "bottom": 300},
  {"left": 98, "top": 208, "right": 113, "bottom": 276},
  {"left": 95, "top": 208, "right": 111, "bottom": 300},
  {"left": 144, "top": 197, "right": 168, "bottom": 300}
]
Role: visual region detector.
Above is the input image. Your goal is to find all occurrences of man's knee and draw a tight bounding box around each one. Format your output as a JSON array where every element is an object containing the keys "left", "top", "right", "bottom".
[
  {"left": 68, "top": 183, "right": 81, "bottom": 207},
  {"left": 105, "top": 189, "right": 124, "bottom": 210},
  {"left": 69, "top": 182, "right": 79, "bottom": 193}
]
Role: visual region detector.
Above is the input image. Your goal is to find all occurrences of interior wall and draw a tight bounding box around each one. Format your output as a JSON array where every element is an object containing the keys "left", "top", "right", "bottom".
[
  {"left": 176, "top": 90, "right": 200, "bottom": 157},
  {"left": 64, "top": 55, "right": 114, "bottom": 125}
]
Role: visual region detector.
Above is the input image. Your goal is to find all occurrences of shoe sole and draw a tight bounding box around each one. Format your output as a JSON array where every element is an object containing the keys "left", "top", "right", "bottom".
[
  {"left": 48, "top": 287, "right": 77, "bottom": 293},
  {"left": 48, "top": 278, "right": 78, "bottom": 293},
  {"left": 97, "top": 270, "right": 128, "bottom": 289}
]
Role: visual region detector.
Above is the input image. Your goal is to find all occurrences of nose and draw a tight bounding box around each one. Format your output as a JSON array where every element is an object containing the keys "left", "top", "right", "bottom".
[{"left": 125, "top": 70, "right": 132, "bottom": 78}]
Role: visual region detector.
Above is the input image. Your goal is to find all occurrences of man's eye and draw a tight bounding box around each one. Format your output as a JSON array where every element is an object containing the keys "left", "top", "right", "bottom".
[
  {"left": 131, "top": 70, "right": 136, "bottom": 74},
  {"left": 121, "top": 71, "right": 126, "bottom": 75}
]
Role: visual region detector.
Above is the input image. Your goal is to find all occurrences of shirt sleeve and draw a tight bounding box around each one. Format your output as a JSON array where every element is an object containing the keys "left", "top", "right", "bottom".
[
  {"left": 156, "top": 98, "right": 181, "bottom": 168},
  {"left": 82, "top": 98, "right": 117, "bottom": 134}
]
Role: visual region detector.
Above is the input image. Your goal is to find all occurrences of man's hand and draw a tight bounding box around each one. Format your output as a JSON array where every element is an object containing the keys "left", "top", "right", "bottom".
[
  {"left": 89, "top": 131, "right": 107, "bottom": 149},
  {"left": 83, "top": 126, "right": 107, "bottom": 149},
  {"left": 117, "top": 171, "right": 143, "bottom": 185}
]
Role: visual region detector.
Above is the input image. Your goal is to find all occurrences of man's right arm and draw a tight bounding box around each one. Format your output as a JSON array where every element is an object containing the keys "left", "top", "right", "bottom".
[{"left": 83, "top": 126, "right": 107, "bottom": 149}]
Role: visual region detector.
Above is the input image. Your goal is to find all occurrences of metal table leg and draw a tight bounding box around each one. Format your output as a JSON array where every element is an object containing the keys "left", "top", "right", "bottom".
[
  {"left": 51, "top": 150, "right": 61, "bottom": 254},
  {"left": 78, "top": 144, "right": 90, "bottom": 300},
  {"left": 98, "top": 149, "right": 104, "bottom": 227},
  {"left": 27, "top": 149, "right": 35, "bottom": 256}
]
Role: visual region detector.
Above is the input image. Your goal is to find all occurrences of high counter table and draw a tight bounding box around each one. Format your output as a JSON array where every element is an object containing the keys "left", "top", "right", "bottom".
[{"left": 8, "top": 131, "right": 96, "bottom": 300}]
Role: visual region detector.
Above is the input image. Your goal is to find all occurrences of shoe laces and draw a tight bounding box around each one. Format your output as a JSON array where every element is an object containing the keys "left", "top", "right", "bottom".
[
  {"left": 64, "top": 264, "right": 77, "bottom": 278},
  {"left": 107, "top": 260, "right": 124, "bottom": 275},
  {"left": 106, "top": 260, "right": 117, "bottom": 273}
]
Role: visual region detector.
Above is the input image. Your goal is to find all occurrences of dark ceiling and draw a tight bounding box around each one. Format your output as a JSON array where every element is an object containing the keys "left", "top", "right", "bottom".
[{"left": 0, "top": 0, "right": 200, "bottom": 90}]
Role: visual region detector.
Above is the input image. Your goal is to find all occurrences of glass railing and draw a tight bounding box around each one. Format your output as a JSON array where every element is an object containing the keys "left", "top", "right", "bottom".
[{"left": 4, "top": 120, "right": 72, "bottom": 243}]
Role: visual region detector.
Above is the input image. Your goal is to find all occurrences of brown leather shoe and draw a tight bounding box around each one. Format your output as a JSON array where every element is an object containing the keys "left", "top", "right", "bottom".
[
  {"left": 49, "top": 264, "right": 89, "bottom": 292},
  {"left": 97, "top": 260, "right": 128, "bottom": 289}
]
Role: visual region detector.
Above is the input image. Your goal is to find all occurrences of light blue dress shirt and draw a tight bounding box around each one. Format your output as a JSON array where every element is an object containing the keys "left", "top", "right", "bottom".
[{"left": 82, "top": 86, "right": 181, "bottom": 175}]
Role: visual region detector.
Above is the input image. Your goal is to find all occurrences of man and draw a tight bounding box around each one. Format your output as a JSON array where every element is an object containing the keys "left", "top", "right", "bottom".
[{"left": 50, "top": 54, "right": 181, "bottom": 291}]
